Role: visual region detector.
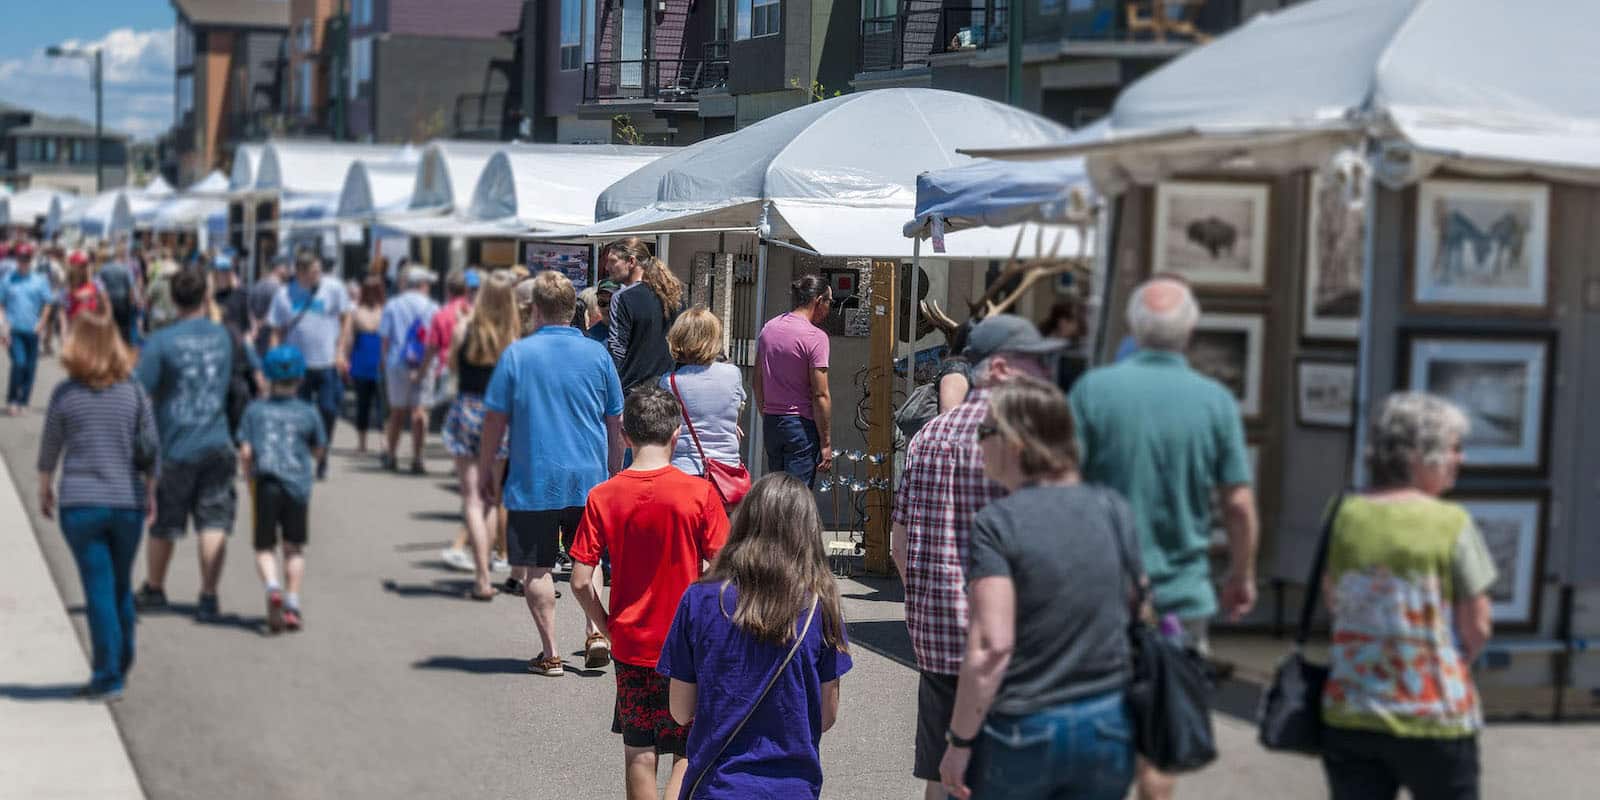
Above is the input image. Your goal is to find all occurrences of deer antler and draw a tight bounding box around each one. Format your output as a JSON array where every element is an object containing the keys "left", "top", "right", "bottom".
[{"left": 921, "top": 299, "right": 960, "bottom": 343}]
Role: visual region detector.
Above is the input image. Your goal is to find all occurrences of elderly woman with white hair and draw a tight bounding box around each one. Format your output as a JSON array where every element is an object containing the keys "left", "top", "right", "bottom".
[{"left": 1318, "top": 391, "right": 1495, "bottom": 800}]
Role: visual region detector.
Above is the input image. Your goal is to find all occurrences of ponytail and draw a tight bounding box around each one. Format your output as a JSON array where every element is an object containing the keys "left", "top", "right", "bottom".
[{"left": 642, "top": 257, "right": 683, "bottom": 317}]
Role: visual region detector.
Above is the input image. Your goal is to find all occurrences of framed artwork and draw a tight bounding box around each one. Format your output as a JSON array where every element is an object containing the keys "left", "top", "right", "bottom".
[
  {"left": 1412, "top": 180, "right": 1550, "bottom": 311},
  {"left": 1304, "top": 172, "right": 1364, "bottom": 340},
  {"left": 1296, "top": 358, "right": 1357, "bottom": 429},
  {"left": 1152, "top": 181, "right": 1270, "bottom": 289},
  {"left": 1403, "top": 333, "right": 1552, "bottom": 470},
  {"left": 1454, "top": 495, "right": 1545, "bottom": 625},
  {"left": 1187, "top": 313, "right": 1265, "bottom": 418}
]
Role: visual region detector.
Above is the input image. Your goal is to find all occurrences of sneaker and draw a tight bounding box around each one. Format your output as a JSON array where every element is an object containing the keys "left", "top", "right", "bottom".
[
  {"left": 553, "top": 552, "right": 573, "bottom": 575},
  {"left": 490, "top": 556, "right": 511, "bottom": 574},
  {"left": 316, "top": 460, "right": 329, "bottom": 481},
  {"left": 409, "top": 460, "right": 426, "bottom": 475},
  {"left": 283, "top": 607, "right": 303, "bottom": 632},
  {"left": 195, "top": 593, "right": 221, "bottom": 622},
  {"left": 585, "top": 633, "right": 612, "bottom": 670},
  {"left": 135, "top": 583, "right": 167, "bottom": 610},
  {"left": 440, "top": 547, "right": 474, "bottom": 573},
  {"left": 380, "top": 453, "right": 398, "bottom": 471},
  {"left": 527, "top": 654, "right": 564, "bottom": 677},
  {"left": 499, "top": 577, "right": 523, "bottom": 596},
  {"left": 266, "top": 591, "right": 285, "bottom": 633}
]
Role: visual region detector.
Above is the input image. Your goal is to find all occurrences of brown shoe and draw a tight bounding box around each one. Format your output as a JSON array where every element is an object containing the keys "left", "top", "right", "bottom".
[
  {"left": 585, "top": 633, "right": 612, "bottom": 669},
  {"left": 527, "top": 654, "right": 564, "bottom": 677}
]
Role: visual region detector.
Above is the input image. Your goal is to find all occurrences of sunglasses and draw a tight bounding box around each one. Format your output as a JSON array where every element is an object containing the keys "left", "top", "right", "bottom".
[{"left": 976, "top": 422, "right": 1000, "bottom": 440}]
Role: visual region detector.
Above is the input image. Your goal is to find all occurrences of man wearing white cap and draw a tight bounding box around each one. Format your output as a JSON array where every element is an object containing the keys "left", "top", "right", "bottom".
[
  {"left": 380, "top": 265, "right": 440, "bottom": 474},
  {"left": 270, "top": 250, "right": 353, "bottom": 480}
]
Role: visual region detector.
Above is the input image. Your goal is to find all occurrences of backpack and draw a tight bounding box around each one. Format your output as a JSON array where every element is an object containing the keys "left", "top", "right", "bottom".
[
  {"left": 894, "top": 381, "right": 941, "bottom": 439},
  {"left": 402, "top": 317, "right": 428, "bottom": 369}
]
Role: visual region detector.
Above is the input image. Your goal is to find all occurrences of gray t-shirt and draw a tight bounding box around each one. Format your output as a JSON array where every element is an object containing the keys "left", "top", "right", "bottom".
[
  {"left": 659, "top": 362, "right": 746, "bottom": 475},
  {"left": 136, "top": 317, "right": 236, "bottom": 464},
  {"left": 237, "top": 396, "right": 326, "bottom": 502},
  {"left": 967, "top": 483, "right": 1139, "bottom": 716},
  {"left": 268, "top": 276, "right": 349, "bottom": 368}
]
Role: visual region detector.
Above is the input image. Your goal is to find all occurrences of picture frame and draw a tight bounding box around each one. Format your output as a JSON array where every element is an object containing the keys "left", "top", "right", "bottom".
[
  {"left": 1402, "top": 332, "right": 1553, "bottom": 471},
  {"left": 1303, "top": 172, "right": 1364, "bottom": 340},
  {"left": 1187, "top": 312, "right": 1266, "bottom": 419},
  {"left": 1152, "top": 180, "right": 1270, "bottom": 290},
  {"left": 1452, "top": 494, "right": 1546, "bottom": 626},
  {"left": 1411, "top": 180, "right": 1550, "bottom": 312},
  {"left": 1296, "top": 358, "right": 1357, "bottom": 429}
]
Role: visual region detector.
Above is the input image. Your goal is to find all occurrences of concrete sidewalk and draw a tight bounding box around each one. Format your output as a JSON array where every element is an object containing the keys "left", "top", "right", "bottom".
[{"left": 0, "top": 454, "right": 145, "bottom": 799}]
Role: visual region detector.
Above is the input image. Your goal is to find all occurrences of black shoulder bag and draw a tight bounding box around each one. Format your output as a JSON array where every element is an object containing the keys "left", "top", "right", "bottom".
[
  {"left": 1256, "top": 491, "right": 1347, "bottom": 756},
  {"left": 1102, "top": 488, "right": 1218, "bottom": 773}
]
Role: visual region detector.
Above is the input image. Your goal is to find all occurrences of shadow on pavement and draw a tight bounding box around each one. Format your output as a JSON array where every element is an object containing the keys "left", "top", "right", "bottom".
[
  {"left": 381, "top": 578, "right": 478, "bottom": 599},
  {"left": 842, "top": 576, "right": 904, "bottom": 603},
  {"left": 845, "top": 619, "right": 917, "bottom": 671},
  {"left": 412, "top": 656, "right": 527, "bottom": 675},
  {"left": 393, "top": 540, "right": 454, "bottom": 553},
  {"left": 410, "top": 510, "right": 463, "bottom": 524},
  {"left": 0, "top": 683, "right": 87, "bottom": 701}
]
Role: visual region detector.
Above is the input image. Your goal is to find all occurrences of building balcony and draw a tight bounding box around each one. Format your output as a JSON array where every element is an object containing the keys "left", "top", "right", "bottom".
[
  {"left": 580, "top": 58, "right": 731, "bottom": 110},
  {"left": 453, "top": 92, "right": 516, "bottom": 140},
  {"left": 857, "top": 0, "right": 1240, "bottom": 75}
]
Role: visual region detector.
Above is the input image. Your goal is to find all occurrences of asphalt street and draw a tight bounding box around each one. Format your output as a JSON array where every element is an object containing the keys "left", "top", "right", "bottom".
[{"left": 6, "top": 355, "right": 1596, "bottom": 799}]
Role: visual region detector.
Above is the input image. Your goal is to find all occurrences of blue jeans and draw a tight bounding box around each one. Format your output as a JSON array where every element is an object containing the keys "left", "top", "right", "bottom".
[
  {"left": 7, "top": 330, "right": 39, "bottom": 406},
  {"left": 299, "top": 367, "right": 343, "bottom": 453},
  {"left": 763, "top": 414, "right": 821, "bottom": 488},
  {"left": 60, "top": 507, "right": 144, "bottom": 692},
  {"left": 962, "top": 691, "right": 1135, "bottom": 800}
]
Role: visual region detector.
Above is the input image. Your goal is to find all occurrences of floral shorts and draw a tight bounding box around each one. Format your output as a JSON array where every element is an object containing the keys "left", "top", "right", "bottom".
[
  {"left": 442, "top": 393, "right": 509, "bottom": 459},
  {"left": 611, "top": 662, "right": 690, "bottom": 755}
]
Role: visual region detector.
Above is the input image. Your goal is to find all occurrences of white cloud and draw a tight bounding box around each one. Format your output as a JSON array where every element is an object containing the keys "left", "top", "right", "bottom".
[{"left": 0, "top": 27, "right": 175, "bottom": 140}]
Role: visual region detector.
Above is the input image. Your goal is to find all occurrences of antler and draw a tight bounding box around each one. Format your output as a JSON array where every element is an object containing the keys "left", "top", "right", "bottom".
[{"left": 921, "top": 299, "right": 960, "bottom": 343}]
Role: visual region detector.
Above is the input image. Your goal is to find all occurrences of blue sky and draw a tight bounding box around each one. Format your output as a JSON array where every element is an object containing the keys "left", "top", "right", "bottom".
[{"left": 0, "top": 2, "right": 178, "bottom": 140}]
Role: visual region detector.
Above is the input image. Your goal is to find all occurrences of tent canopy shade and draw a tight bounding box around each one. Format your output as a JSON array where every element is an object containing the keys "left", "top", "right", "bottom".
[
  {"left": 337, "top": 155, "right": 424, "bottom": 221},
  {"left": 465, "top": 145, "right": 676, "bottom": 230},
  {"left": 255, "top": 141, "right": 410, "bottom": 195},
  {"left": 906, "top": 155, "right": 1096, "bottom": 238},
  {"left": 407, "top": 140, "right": 509, "bottom": 215},
  {"left": 230, "top": 144, "right": 265, "bottom": 192},
  {"left": 184, "top": 170, "right": 231, "bottom": 197}
]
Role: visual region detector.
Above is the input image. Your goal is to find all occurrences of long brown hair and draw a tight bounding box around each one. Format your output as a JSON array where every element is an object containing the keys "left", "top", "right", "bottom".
[
  {"left": 706, "top": 474, "right": 848, "bottom": 651},
  {"left": 457, "top": 270, "right": 519, "bottom": 369},
  {"left": 987, "top": 374, "right": 1079, "bottom": 478},
  {"left": 61, "top": 311, "right": 133, "bottom": 389},
  {"left": 605, "top": 237, "right": 682, "bottom": 316}
]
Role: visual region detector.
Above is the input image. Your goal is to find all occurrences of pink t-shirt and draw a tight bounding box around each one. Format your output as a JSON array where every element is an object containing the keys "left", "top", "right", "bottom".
[
  {"left": 756, "top": 311, "right": 829, "bottom": 419},
  {"left": 425, "top": 296, "right": 471, "bottom": 377}
]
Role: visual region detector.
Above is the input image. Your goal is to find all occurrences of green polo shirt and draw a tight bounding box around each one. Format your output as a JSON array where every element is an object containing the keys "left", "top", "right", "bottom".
[{"left": 1068, "top": 350, "right": 1252, "bottom": 619}]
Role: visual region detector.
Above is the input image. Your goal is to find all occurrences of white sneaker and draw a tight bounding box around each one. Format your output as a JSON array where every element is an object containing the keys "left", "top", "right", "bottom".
[
  {"left": 490, "top": 556, "right": 511, "bottom": 573},
  {"left": 440, "top": 548, "right": 474, "bottom": 573}
]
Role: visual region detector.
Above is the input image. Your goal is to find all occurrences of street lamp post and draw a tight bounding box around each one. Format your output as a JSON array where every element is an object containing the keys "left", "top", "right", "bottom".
[{"left": 45, "top": 45, "right": 105, "bottom": 193}]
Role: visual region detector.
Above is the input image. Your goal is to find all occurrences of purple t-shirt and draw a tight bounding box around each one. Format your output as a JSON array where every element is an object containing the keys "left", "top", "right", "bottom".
[
  {"left": 657, "top": 581, "right": 852, "bottom": 800},
  {"left": 755, "top": 312, "right": 829, "bottom": 419}
]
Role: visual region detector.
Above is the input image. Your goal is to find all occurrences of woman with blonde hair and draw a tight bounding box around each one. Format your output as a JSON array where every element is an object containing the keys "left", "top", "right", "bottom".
[
  {"left": 442, "top": 270, "right": 520, "bottom": 600},
  {"left": 659, "top": 307, "right": 745, "bottom": 484},
  {"left": 601, "top": 237, "right": 683, "bottom": 390},
  {"left": 37, "top": 311, "right": 159, "bottom": 700}
]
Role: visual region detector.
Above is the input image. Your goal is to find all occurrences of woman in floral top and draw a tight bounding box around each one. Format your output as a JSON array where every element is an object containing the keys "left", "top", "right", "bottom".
[{"left": 1321, "top": 392, "right": 1496, "bottom": 800}]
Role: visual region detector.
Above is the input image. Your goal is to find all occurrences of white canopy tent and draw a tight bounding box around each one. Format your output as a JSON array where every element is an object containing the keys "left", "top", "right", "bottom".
[
  {"left": 252, "top": 141, "right": 411, "bottom": 263},
  {"left": 336, "top": 153, "right": 425, "bottom": 221},
  {"left": 229, "top": 144, "right": 266, "bottom": 193},
  {"left": 4, "top": 188, "right": 73, "bottom": 230},
  {"left": 185, "top": 170, "right": 231, "bottom": 197},
  {"left": 466, "top": 145, "right": 676, "bottom": 230},
  {"left": 408, "top": 141, "right": 507, "bottom": 216},
  {"left": 63, "top": 189, "right": 134, "bottom": 240}
]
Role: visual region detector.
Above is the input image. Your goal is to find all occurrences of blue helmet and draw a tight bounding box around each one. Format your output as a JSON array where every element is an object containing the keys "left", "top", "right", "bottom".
[{"left": 262, "top": 345, "right": 307, "bottom": 382}]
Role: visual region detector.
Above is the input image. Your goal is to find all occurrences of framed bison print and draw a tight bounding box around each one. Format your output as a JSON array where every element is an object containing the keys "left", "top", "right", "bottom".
[
  {"left": 1186, "top": 312, "right": 1266, "bottom": 419},
  {"left": 1412, "top": 180, "right": 1549, "bottom": 312},
  {"left": 1152, "top": 181, "right": 1270, "bottom": 290}
]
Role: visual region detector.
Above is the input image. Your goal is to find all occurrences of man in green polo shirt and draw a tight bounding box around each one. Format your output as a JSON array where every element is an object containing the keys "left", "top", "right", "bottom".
[{"left": 1067, "top": 277, "right": 1258, "bottom": 800}]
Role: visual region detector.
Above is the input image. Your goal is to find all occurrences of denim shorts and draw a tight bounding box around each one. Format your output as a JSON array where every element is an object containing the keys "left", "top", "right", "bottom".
[
  {"left": 964, "top": 690, "right": 1135, "bottom": 800},
  {"left": 153, "top": 448, "right": 238, "bottom": 539}
]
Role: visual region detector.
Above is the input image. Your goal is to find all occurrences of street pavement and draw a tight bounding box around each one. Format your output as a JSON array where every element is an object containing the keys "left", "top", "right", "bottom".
[{"left": 4, "top": 354, "right": 1597, "bottom": 799}]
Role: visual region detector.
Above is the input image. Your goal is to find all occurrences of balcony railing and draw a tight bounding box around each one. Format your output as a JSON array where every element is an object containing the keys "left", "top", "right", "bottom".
[
  {"left": 453, "top": 92, "right": 511, "bottom": 140},
  {"left": 582, "top": 58, "right": 730, "bottom": 104},
  {"left": 859, "top": 0, "right": 1239, "bottom": 73}
]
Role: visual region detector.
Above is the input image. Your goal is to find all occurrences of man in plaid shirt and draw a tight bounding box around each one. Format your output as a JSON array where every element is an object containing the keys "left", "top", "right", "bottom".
[{"left": 891, "top": 314, "right": 1067, "bottom": 800}]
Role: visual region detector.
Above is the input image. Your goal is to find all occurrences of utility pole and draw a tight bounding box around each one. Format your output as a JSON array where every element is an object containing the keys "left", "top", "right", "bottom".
[
  {"left": 46, "top": 45, "right": 105, "bottom": 191},
  {"left": 1006, "top": 2, "right": 1024, "bottom": 106}
]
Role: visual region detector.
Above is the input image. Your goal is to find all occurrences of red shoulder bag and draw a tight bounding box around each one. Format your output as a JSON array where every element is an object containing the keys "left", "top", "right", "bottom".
[{"left": 669, "top": 370, "right": 752, "bottom": 507}]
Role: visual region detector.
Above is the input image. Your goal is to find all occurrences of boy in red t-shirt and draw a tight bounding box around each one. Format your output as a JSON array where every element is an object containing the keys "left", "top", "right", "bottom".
[{"left": 570, "top": 385, "right": 729, "bottom": 800}]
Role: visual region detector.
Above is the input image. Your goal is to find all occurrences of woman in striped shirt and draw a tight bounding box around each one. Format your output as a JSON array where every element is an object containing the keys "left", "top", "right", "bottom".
[{"left": 37, "top": 310, "right": 158, "bottom": 701}]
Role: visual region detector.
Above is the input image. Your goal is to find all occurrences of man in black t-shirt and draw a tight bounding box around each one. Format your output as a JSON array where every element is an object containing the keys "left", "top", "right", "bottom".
[{"left": 601, "top": 239, "right": 681, "bottom": 391}]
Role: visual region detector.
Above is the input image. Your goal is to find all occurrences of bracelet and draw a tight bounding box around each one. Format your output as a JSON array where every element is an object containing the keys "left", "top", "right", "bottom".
[{"left": 945, "top": 728, "right": 977, "bottom": 749}]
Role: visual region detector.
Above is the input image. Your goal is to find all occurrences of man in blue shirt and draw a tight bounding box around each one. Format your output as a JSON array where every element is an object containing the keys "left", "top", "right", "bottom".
[
  {"left": 378, "top": 265, "right": 439, "bottom": 474},
  {"left": 0, "top": 242, "right": 56, "bottom": 415},
  {"left": 269, "top": 251, "right": 352, "bottom": 480},
  {"left": 479, "top": 269, "right": 623, "bottom": 675},
  {"left": 135, "top": 269, "right": 240, "bottom": 621}
]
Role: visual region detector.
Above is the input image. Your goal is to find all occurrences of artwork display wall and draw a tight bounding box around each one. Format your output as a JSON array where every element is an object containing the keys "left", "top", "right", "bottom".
[{"left": 1153, "top": 181, "right": 1270, "bottom": 289}]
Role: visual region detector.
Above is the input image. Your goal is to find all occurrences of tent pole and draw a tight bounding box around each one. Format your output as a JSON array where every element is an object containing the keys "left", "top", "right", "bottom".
[
  {"left": 748, "top": 237, "right": 770, "bottom": 475},
  {"left": 908, "top": 237, "right": 921, "bottom": 403},
  {"left": 1090, "top": 194, "right": 1123, "bottom": 364},
  {"left": 1350, "top": 140, "right": 1380, "bottom": 489}
]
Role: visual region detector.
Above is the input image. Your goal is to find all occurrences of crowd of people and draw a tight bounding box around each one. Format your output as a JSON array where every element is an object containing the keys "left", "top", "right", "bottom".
[{"left": 7, "top": 228, "right": 1497, "bottom": 799}]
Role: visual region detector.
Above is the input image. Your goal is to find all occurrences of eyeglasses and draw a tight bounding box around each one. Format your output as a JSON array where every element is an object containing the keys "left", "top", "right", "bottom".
[{"left": 976, "top": 422, "right": 1000, "bottom": 440}]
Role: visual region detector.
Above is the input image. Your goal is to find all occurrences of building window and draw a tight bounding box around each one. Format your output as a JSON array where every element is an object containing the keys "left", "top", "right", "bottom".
[
  {"left": 298, "top": 20, "right": 314, "bottom": 53},
  {"left": 349, "top": 36, "right": 373, "bottom": 98},
  {"left": 175, "top": 20, "right": 195, "bottom": 68},
  {"left": 69, "top": 140, "right": 85, "bottom": 163},
  {"left": 560, "top": 0, "right": 582, "bottom": 71},
  {"left": 299, "top": 61, "right": 314, "bottom": 115},
  {"left": 736, "top": 0, "right": 779, "bottom": 40},
  {"left": 176, "top": 73, "right": 195, "bottom": 125},
  {"left": 44, "top": 139, "right": 58, "bottom": 162},
  {"left": 861, "top": 0, "right": 894, "bottom": 34},
  {"left": 353, "top": 0, "right": 373, "bottom": 27}
]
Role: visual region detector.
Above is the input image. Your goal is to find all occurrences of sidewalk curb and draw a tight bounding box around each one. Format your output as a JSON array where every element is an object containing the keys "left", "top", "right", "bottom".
[{"left": 0, "top": 453, "right": 146, "bottom": 799}]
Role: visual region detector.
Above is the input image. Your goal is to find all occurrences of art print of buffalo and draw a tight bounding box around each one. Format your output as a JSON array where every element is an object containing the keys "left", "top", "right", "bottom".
[{"left": 1152, "top": 181, "right": 1269, "bottom": 288}]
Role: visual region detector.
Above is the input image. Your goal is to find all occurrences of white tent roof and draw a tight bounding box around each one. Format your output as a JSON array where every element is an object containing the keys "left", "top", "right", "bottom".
[
  {"left": 408, "top": 141, "right": 508, "bottom": 215},
  {"left": 152, "top": 195, "right": 227, "bottom": 230},
  {"left": 185, "top": 170, "right": 231, "bottom": 197},
  {"left": 64, "top": 190, "right": 133, "bottom": 238},
  {"left": 560, "top": 88, "right": 1075, "bottom": 257},
  {"left": 230, "top": 144, "right": 265, "bottom": 192},
  {"left": 337, "top": 152, "right": 424, "bottom": 220},
  {"left": 962, "top": 0, "right": 1600, "bottom": 188},
  {"left": 142, "top": 175, "right": 175, "bottom": 196},
  {"left": 7, "top": 188, "right": 73, "bottom": 225},
  {"left": 467, "top": 145, "right": 676, "bottom": 230},
  {"left": 256, "top": 141, "right": 409, "bottom": 195}
]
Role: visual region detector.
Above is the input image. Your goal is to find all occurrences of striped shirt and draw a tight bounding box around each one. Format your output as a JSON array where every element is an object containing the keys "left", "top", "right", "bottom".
[{"left": 37, "top": 380, "right": 158, "bottom": 510}]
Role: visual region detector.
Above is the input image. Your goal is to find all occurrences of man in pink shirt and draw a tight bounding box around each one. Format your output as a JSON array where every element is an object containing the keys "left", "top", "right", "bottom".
[{"left": 753, "top": 274, "right": 833, "bottom": 486}]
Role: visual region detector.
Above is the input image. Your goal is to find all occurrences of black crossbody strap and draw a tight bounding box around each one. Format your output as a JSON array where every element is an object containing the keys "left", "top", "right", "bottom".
[{"left": 1296, "top": 491, "right": 1349, "bottom": 647}]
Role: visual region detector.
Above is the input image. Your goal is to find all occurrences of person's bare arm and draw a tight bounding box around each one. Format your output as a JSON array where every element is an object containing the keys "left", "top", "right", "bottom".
[
  {"left": 810, "top": 367, "right": 833, "bottom": 472},
  {"left": 605, "top": 414, "right": 624, "bottom": 474},
  {"left": 891, "top": 522, "right": 910, "bottom": 579},
  {"left": 939, "top": 576, "right": 1018, "bottom": 800},
  {"left": 1219, "top": 483, "right": 1259, "bottom": 621},
  {"left": 336, "top": 312, "right": 353, "bottom": 377},
  {"left": 820, "top": 679, "right": 841, "bottom": 732},
  {"left": 937, "top": 372, "right": 969, "bottom": 413},
  {"left": 477, "top": 411, "right": 509, "bottom": 504},
  {"left": 669, "top": 679, "right": 698, "bottom": 727},
  {"left": 569, "top": 561, "right": 610, "bottom": 640},
  {"left": 1455, "top": 593, "right": 1493, "bottom": 663},
  {"left": 238, "top": 442, "right": 254, "bottom": 477}
]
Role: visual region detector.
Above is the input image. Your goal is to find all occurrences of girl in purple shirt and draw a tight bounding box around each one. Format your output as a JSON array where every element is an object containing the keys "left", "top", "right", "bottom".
[{"left": 657, "top": 474, "right": 852, "bottom": 799}]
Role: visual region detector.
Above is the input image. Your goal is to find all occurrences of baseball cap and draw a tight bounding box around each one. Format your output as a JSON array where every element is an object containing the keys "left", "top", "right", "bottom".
[
  {"left": 67, "top": 249, "right": 89, "bottom": 267},
  {"left": 407, "top": 265, "right": 436, "bottom": 286},
  {"left": 464, "top": 268, "right": 482, "bottom": 290},
  {"left": 596, "top": 280, "right": 620, "bottom": 294},
  {"left": 962, "top": 313, "right": 1068, "bottom": 364},
  {"left": 211, "top": 253, "right": 233, "bottom": 271},
  {"left": 262, "top": 345, "right": 307, "bottom": 382},
  {"left": 14, "top": 241, "right": 35, "bottom": 258}
]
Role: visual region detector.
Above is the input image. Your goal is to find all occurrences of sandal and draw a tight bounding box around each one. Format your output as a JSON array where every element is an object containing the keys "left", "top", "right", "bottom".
[
  {"left": 527, "top": 653, "right": 564, "bottom": 677},
  {"left": 466, "top": 587, "right": 495, "bottom": 602}
]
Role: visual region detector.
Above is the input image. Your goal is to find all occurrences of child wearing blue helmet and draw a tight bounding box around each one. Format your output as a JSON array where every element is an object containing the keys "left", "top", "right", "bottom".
[{"left": 237, "top": 345, "right": 327, "bottom": 632}]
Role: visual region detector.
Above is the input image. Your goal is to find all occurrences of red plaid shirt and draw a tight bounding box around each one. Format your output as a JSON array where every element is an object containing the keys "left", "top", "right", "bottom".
[{"left": 893, "top": 388, "right": 1006, "bottom": 676}]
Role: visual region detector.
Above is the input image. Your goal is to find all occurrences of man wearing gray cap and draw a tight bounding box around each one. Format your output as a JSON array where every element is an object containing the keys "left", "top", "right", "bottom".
[
  {"left": 379, "top": 265, "right": 440, "bottom": 474},
  {"left": 890, "top": 313, "right": 1064, "bottom": 800}
]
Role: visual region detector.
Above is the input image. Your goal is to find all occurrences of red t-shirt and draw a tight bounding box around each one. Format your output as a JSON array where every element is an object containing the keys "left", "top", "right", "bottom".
[
  {"left": 570, "top": 466, "right": 729, "bottom": 667},
  {"left": 65, "top": 281, "right": 102, "bottom": 321}
]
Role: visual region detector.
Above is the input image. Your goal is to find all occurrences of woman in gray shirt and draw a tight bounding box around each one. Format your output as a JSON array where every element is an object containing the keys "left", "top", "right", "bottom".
[
  {"left": 659, "top": 307, "right": 745, "bottom": 478},
  {"left": 37, "top": 311, "right": 159, "bottom": 701}
]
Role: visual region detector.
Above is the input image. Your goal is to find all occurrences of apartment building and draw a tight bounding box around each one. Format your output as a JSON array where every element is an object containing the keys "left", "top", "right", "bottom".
[
  {"left": 286, "top": 0, "right": 340, "bottom": 135},
  {"left": 170, "top": 0, "right": 290, "bottom": 185},
  {"left": 0, "top": 101, "right": 129, "bottom": 194}
]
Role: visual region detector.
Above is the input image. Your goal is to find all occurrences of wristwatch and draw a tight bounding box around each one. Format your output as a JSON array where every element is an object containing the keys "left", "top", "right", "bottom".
[{"left": 945, "top": 729, "right": 977, "bottom": 749}]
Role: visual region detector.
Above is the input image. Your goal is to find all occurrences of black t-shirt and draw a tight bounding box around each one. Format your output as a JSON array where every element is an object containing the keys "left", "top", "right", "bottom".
[
  {"left": 608, "top": 282, "right": 680, "bottom": 390},
  {"left": 214, "top": 287, "right": 252, "bottom": 338},
  {"left": 967, "top": 483, "right": 1139, "bottom": 715}
]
